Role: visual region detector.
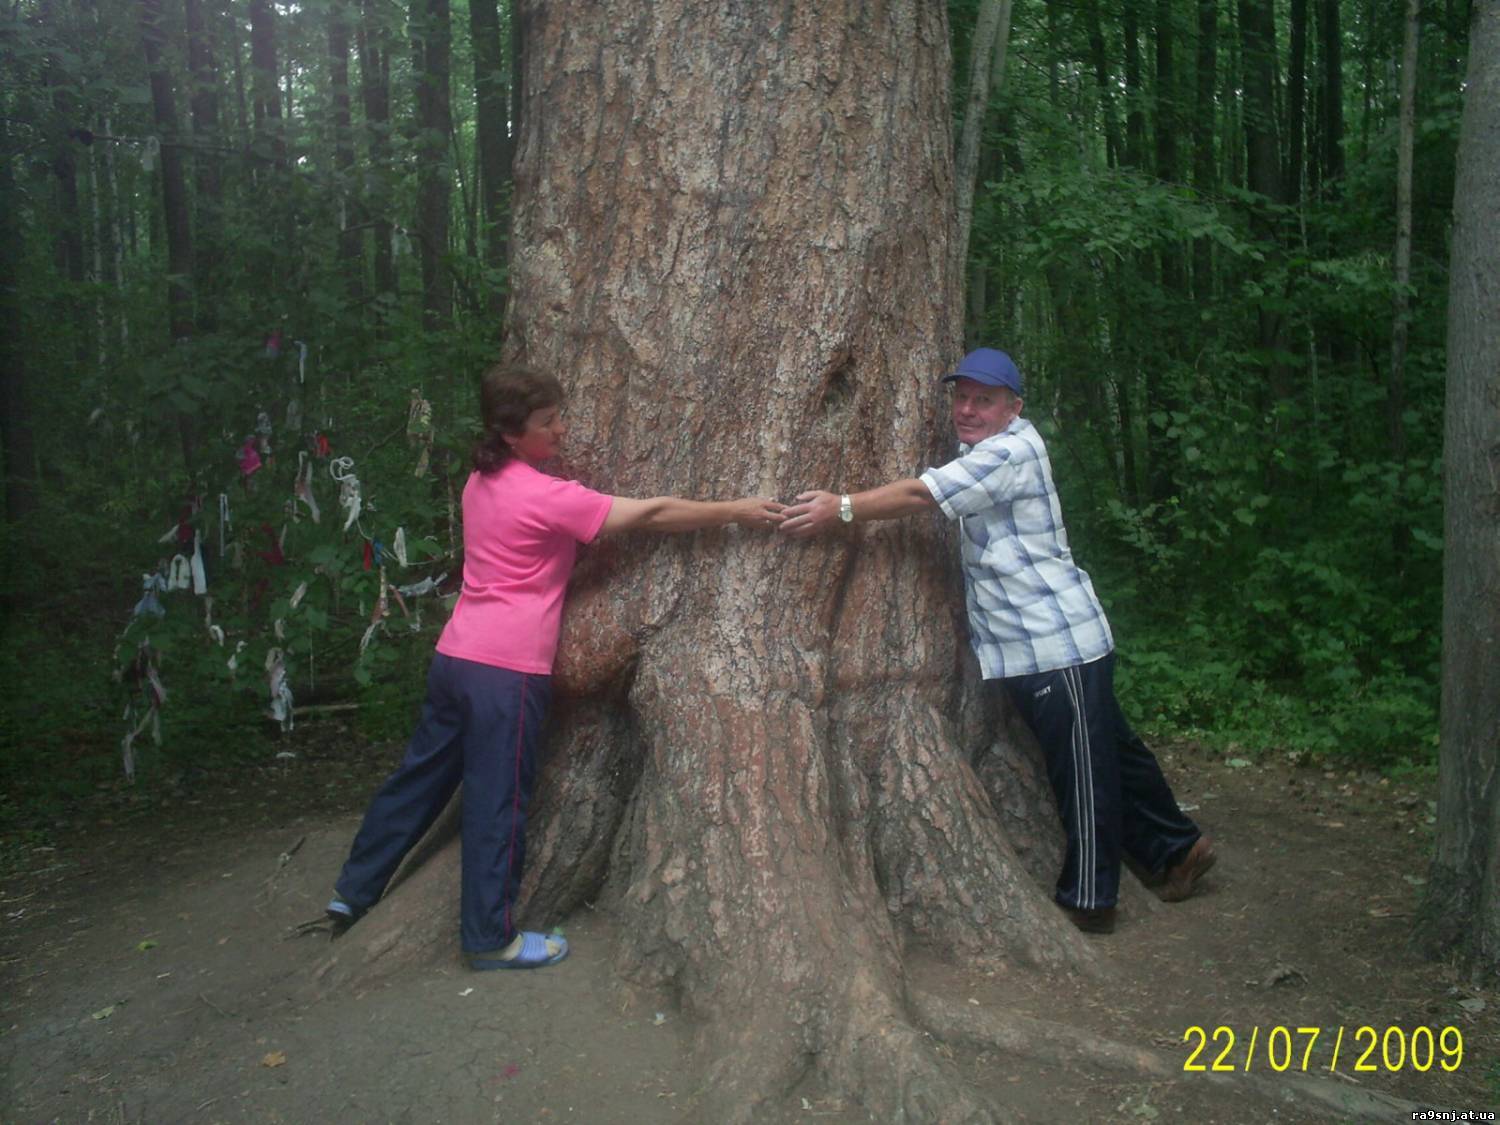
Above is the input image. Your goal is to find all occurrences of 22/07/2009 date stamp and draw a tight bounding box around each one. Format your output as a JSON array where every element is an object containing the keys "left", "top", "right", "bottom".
[{"left": 1182, "top": 1025, "right": 1464, "bottom": 1074}]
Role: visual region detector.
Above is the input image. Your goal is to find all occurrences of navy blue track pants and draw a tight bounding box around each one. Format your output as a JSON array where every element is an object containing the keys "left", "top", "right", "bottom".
[
  {"left": 1002, "top": 652, "right": 1200, "bottom": 911},
  {"left": 334, "top": 652, "right": 552, "bottom": 953}
]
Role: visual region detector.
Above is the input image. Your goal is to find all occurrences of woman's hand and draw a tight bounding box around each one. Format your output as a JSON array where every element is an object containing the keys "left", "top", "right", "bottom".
[
  {"left": 601, "top": 495, "right": 785, "bottom": 535},
  {"left": 730, "top": 497, "right": 787, "bottom": 529}
]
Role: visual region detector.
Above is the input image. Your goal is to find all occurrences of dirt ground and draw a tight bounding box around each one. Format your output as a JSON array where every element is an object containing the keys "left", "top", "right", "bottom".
[{"left": 2, "top": 728, "right": 1496, "bottom": 1124}]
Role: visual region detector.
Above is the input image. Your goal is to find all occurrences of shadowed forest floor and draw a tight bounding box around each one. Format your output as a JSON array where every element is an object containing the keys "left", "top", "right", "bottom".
[{"left": 2, "top": 728, "right": 1495, "bottom": 1123}]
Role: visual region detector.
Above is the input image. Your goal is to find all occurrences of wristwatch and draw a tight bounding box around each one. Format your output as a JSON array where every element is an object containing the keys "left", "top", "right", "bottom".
[{"left": 838, "top": 494, "right": 854, "bottom": 523}]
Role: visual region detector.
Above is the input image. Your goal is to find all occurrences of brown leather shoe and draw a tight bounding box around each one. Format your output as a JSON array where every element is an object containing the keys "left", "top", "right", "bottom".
[
  {"left": 1158, "top": 835, "right": 1216, "bottom": 902},
  {"left": 1064, "top": 905, "right": 1117, "bottom": 933}
]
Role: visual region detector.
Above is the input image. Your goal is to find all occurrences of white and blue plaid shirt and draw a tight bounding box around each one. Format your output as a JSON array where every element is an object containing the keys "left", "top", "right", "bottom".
[{"left": 919, "top": 417, "right": 1114, "bottom": 679}]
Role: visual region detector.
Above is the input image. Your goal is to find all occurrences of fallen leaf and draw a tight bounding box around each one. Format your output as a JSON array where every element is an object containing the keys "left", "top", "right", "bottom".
[
  {"left": 1459, "top": 998, "right": 1486, "bottom": 1013},
  {"left": 459, "top": 987, "right": 474, "bottom": 997},
  {"left": 1323, "top": 821, "right": 1346, "bottom": 829},
  {"left": 967, "top": 997, "right": 980, "bottom": 1006},
  {"left": 1226, "top": 758, "right": 1252, "bottom": 769},
  {"left": 137, "top": 940, "right": 158, "bottom": 952},
  {"left": 261, "top": 1050, "right": 287, "bottom": 1068},
  {"left": 91, "top": 1005, "right": 115, "bottom": 1021},
  {"left": 1403, "top": 875, "right": 1427, "bottom": 886},
  {"left": 652, "top": 1012, "right": 667, "bottom": 1026}
]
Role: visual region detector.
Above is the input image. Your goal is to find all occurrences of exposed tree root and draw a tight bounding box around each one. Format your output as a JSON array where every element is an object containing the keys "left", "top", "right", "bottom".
[
  {"left": 680, "top": 965, "right": 1007, "bottom": 1125},
  {"left": 910, "top": 988, "right": 1438, "bottom": 1123}
]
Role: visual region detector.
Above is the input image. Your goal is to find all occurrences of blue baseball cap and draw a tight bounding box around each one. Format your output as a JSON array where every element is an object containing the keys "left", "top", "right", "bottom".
[{"left": 941, "top": 348, "right": 1023, "bottom": 396}]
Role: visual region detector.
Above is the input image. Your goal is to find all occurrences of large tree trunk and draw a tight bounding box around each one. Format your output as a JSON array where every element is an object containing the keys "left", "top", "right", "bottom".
[
  {"left": 1417, "top": 0, "right": 1500, "bottom": 977},
  {"left": 327, "top": 2, "right": 1095, "bottom": 1117}
]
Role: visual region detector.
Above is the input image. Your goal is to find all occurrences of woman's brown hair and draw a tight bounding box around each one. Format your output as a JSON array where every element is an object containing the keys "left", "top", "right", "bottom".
[{"left": 472, "top": 364, "right": 564, "bottom": 473}]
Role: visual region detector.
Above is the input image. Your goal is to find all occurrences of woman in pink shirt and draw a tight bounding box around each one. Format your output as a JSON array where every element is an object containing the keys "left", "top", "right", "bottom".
[{"left": 327, "top": 366, "right": 783, "bottom": 968}]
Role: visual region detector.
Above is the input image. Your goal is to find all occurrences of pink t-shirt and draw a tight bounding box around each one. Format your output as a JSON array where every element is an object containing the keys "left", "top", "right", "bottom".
[{"left": 435, "top": 460, "right": 613, "bottom": 674}]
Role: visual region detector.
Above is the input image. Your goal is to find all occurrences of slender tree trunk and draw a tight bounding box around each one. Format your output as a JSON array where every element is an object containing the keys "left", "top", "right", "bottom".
[
  {"left": 411, "top": 0, "right": 452, "bottom": 329},
  {"left": 470, "top": 0, "right": 511, "bottom": 319},
  {"left": 1318, "top": 0, "right": 1345, "bottom": 189},
  {"left": 1154, "top": 0, "right": 1179, "bottom": 186},
  {"left": 1388, "top": 0, "right": 1422, "bottom": 560},
  {"left": 229, "top": 3, "right": 250, "bottom": 150},
  {"left": 330, "top": 0, "right": 363, "bottom": 304},
  {"left": 185, "top": 0, "right": 222, "bottom": 327},
  {"left": 102, "top": 113, "right": 128, "bottom": 351},
  {"left": 330, "top": 2, "right": 1093, "bottom": 1117},
  {"left": 1148, "top": 0, "right": 1186, "bottom": 503},
  {"left": 0, "top": 113, "right": 36, "bottom": 524},
  {"left": 359, "top": 0, "right": 396, "bottom": 305},
  {"left": 1125, "top": 0, "right": 1147, "bottom": 167},
  {"left": 40, "top": 2, "right": 87, "bottom": 371},
  {"left": 1088, "top": 0, "right": 1123, "bottom": 168},
  {"left": 1287, "top": 0, "right": 1308, "bottom": 204},
  {"left": 955, "top": 0, "right": 1014, "bottom": 274},
  {"left": 1238, "top": 0, "right": 1282, "bottom": 205},
  {"left": 1238, "top": 0, "right": 1287, "bottom": 399},
  {"left": 1192, "top": 0, "right": 1218, "bottom": 297},
  {"left": 141, "top": 0, "right": 198, "bottom": 468},
  {"left": 250, "top": 0, "right": 284, "bottom": 166},
  {"left": 1418, "top": 0, "right": 1500, "bottom": 977}
]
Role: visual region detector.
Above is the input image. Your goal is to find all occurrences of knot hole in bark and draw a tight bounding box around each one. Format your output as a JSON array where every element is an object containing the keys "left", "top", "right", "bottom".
[{"left": 818, "top": 347, "right": 855, "bottom": 417}]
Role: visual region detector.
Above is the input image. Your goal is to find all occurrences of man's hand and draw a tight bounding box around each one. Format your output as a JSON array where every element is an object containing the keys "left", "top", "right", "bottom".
[{"left": 779, "top": 490, "right": 841, "bottom": 538}]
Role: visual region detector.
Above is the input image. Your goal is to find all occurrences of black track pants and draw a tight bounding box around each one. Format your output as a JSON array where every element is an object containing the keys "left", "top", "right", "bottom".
[{"left": 1002, "top": 653, "right": 1200, "bottom": 911}]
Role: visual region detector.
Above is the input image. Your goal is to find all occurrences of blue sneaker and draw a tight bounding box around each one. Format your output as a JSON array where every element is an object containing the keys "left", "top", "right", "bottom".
[{"left": 325, "top": 895, "right": 363, "bottom": 927}]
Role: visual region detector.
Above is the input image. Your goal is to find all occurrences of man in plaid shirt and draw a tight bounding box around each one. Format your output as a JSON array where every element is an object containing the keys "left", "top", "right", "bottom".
[{"left": 782, "top": 348, "right": 1215, "bottom": 933}]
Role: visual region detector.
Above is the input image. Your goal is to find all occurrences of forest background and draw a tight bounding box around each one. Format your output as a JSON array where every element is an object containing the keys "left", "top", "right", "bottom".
[{"left": 0, "top": 0, "right": 1461, "bottom": 826}]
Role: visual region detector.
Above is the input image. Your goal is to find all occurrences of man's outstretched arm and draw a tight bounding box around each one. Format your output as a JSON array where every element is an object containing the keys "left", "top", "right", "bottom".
[{"left": 779, "top": 479, "right": 936, "bottom": 538}]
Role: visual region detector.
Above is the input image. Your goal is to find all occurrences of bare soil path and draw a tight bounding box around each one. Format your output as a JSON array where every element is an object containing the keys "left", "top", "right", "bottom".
[{"left": 2, "top": 730, "right": 1494, "bottom": 1123}]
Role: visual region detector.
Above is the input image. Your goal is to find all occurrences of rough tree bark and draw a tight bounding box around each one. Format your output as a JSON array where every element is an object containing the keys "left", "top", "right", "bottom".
[
  {"left": 323, "top": 2, "right": 1098, "bottom": 1118},
  {"left": 1417, "top": 0, "right": 1500, "bottom": 977}
]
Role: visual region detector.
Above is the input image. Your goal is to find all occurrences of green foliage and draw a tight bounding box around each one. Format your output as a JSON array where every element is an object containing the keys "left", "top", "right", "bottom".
[{"left": 964, "top": 0, "right": 1453, "bottom": 769}]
